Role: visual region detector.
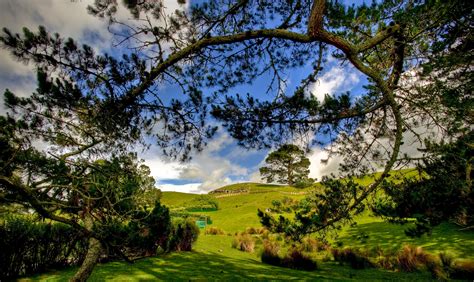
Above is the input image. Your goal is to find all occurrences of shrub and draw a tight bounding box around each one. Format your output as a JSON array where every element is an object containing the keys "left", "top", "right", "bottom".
[
  {"left": 168, "top": 219, "right": 200, "bottom": 251},
  {"left": 232, "top": 234, "right": 255, "bottom": 253},
  {"left": 376, "top": 255, "right": 396, "bottom": 270},
  {"left": 300, "top": 237, "right": 327, "bottom": 252},
  {"left": 450, "top": 260, "right": 474, "bottom": 280},
  {"left": 245, "top": 227, "right": 258, "bottom": 234},
  {"left": 331, "top": 248, "right": 374, "bottom": 269},
  {"left": 396, "top": 245, "right": 431, "bottom": 272},
  {"left": 205, "top": 227, "right": 225, "bottom": 235},
  {"left": 260, "top": 241, "right": 317, "bottom": 271},
  {"left": 124, "top": 202, "right": 171, "bottom": 256},
  {"left": 0, "top": 217, "right": 87, "bottom": 280},
  {"left": 282, "top": 248, "right": 318, "bottom": 271},
  {"left": 259, "top": 228, "right": 270, "bottom": 240},
  {"left": 260, "top": 240, "right": 281, "bottom": 266},
  {"left": 439, "top": 252, "right": 453, "bottom": 268}
]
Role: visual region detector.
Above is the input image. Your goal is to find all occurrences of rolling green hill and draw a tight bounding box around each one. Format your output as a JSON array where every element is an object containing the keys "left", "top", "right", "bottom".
[{"left": 22, "top": 174, "right": 474, "bottom": 281}]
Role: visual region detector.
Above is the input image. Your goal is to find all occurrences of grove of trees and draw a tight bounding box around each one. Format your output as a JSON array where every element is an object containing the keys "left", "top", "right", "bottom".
[{"left": 1, "top": 0, "right": 472, "bottom": 280}]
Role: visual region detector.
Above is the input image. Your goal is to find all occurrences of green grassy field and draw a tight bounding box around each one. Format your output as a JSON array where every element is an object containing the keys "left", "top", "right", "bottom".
[{"left": 20, "top": 177, "right": 474, "bottom": 281}]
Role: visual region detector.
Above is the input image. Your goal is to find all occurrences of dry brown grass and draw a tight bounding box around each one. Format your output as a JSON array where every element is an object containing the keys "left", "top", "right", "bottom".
[
  {"left": 231, "top": 234, "right": 255, "bottom": 253},
  {"left": 204, "top": 227, "right": 225, "bottom": 235}
]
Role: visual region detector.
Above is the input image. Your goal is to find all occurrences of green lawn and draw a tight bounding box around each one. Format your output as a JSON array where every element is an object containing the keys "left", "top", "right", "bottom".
[
  {"left": 19, "top": 179, "right": 474, "bottom": 281},
  {"left": 22, "top": 235, "right": 432, "bottom": 281}
]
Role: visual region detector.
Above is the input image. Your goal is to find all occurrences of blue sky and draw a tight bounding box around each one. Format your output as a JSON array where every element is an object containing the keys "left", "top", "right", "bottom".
[{"left": 0, "top": 0, "right": 373, "bottom": 193}]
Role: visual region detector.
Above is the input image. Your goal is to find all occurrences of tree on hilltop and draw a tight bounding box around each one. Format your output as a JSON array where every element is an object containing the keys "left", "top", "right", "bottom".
[{"left": 260, "top": 144, "right": 311, "bottom": 186}]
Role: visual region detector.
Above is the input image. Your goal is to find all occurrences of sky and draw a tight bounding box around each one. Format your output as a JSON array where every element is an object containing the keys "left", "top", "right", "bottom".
[{"left": 0, "top": 0, "right": 412, "bottom": 194}]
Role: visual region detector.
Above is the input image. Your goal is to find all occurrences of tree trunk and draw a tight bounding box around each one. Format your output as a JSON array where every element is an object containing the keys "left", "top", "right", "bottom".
[
  {"left": 70, "top": 236, "right": 102, "bottom": 282},
  {"left": 70, "top": 213, "right": 102, "bottom": 282}
]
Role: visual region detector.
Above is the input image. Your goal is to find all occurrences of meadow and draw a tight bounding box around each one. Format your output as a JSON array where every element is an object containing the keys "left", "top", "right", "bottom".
[{"left": 19, "top": 174, "right": 474, "bottom": 281}]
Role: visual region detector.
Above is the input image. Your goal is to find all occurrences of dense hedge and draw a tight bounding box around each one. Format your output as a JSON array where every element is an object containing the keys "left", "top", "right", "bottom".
[
  {"left": 1, "top": 202, "right": 200, "bottom": 279},
  {"left": 0, "top": 217, "right": 88, "bottom": 280}
]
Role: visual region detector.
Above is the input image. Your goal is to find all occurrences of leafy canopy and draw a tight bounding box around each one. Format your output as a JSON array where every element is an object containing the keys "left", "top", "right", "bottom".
[{"left": 259, "top": 144, "right": 311, "bottom": 186}]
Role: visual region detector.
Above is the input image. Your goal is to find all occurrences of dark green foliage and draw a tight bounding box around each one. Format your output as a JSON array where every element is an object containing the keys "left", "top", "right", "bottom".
[
  {"left": 373, "top": 131, "right": 474, "bottom": 236},
  {"left": 259, "top": 144, "right": 311, "bottom": 186},
  {"left": 259, "top": 177, "right": 365, "bottom": 240},
  {"left": 0, "top": 217, "right": 88, "bottom": 280},
  {"left": 1, "top": 202, "right": 172, "bottom": 279},
  {"left": 106, "top": 201, "right": 171, "bottom": 257},
  {"left": 168, "top": 219, "right": 200, "bottom": 252}
]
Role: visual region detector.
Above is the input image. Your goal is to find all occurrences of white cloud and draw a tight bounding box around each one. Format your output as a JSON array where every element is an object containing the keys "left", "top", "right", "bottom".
[
  {"left": 308, "top": 147, "right": 342, "bottom": 181},
  {"left": 310, "top": 64, "right": 360, "bottom": 101},
  {"left": 158, "top": 183, "right": 204, "bottom": 194},
  {"left": 142, "top": 130, "right": 252, "bottom": 193},
  {"left": 143, "top": 157, "right": 185, "bottom": 180}
]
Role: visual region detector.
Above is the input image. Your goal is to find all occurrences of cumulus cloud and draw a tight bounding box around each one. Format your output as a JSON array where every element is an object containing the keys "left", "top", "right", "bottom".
[
  {"left": 310, "top": 63, "right": 360, "bottom": 101},
  {"left": 175, "top": 131, "right": 249, "bottom": 192},
  {"left": 142, "top": 130, "right": 256, "bottom": 193}
]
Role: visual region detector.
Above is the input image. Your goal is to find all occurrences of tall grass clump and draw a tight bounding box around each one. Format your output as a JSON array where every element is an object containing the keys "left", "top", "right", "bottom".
[
  {"left": 260, "top": 239, "right": 281, "bottom": 266},
  {"left": 300, "top": 237, "right": 327, "bottom": 252},
  {"left": 450, "top": 260, "right": 474, "bottom": 280},
  {"left": 205, "top": 227, "right": 225, "bottom": 235},
  {"left": 231, "top": 234, "right": 255, "bottom": 253},
  {"left": 331, "top": 248, "right": 374, "bottom": 269},
  {"left": 396, "top": 245, "right": 432, "bottom": 272},
  {"left": 282, "top": 248, "right": 318, "bottom": 271},
  {"left": 260, "top": 240, "right": 317, "bottom": 271}
]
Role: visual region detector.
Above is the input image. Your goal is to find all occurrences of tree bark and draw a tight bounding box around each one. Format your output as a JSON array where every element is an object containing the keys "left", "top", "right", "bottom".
[
  {"left": 308, "top": 0, "right": 325, "bottom": 37},
  {"left": 70, "top": 236, "right": 102, "bottom": 282},
  {"left": 70, "top": 215, "right": 102, "bottom": 282}
]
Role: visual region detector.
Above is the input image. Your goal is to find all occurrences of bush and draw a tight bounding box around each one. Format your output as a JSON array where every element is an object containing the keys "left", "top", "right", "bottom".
[
  {"left": 231, "top": 234, "right": 255, "bottom": 253},
  {"left": 282, "top": 248, "right": 318, "bottom": 271},
  {"left": 396, "top": 245, "right": 431, "bottom": 272},
  {"left": 0, "top": 217, "right": 87, "bottom": 280},
  {"left": 261, "top": 240, "right": 281, "bottom": 266},
  {"left": 205, "top": 227, "right": 225, "bottom": 235},
  {"left": 376, "top": 255, "right": 397, "bottom": 270},
  {"left": 450, "top": 260, "right": 474, "bottom": 280},
  {"left": 331, "top": 248, "right": 374, "bottom": 269},
  {"left": 168, "top": 219, "right": 200, "bottom": 251},
  {"left": 260, "top": 241, "right": 317, "bottom": 271},
  {"left": 122, "top": 202, "right": 171, "bottom": 256},
  {"left": 439, "top": 252, "right": 453, "bottom": 269},
  {"left": 300, "top": 237, "right": 327, "bottom": 252},
  {"left": 245, "top": 227, "right": 258, "bottom": 234}
]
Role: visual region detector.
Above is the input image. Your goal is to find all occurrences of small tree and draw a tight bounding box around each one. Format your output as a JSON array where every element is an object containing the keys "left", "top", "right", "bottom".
[{"left": 259, "top": 144, "right": 311, "bottom": 186}]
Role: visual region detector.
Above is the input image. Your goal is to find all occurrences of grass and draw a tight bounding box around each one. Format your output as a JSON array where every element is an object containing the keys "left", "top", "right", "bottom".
[
  {"left": 21, "top": 235, "right": 432, "bottom": 281},
  {"left": 19, "top": 175, "right": 474, "bottom": 281}
]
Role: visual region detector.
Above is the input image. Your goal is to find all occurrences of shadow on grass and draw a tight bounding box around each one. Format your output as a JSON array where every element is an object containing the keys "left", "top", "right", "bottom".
[
  {"left": 339, "top": 221, "right": 474, "bottom": 259},
  {"left": 23, "top": 249, "right": 433, "bottom": 282}
]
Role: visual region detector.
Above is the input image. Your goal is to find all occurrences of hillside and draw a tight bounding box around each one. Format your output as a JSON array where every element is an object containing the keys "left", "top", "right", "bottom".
[
  {"left": 24, "top": 177, "right": 474, "bottom": 281},
  {"left": 161, "top": 181, "right": 474, "bottom": 259}
]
